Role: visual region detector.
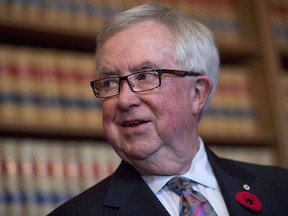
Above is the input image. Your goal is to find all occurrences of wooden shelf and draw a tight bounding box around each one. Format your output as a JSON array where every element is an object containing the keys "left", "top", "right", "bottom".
[
  {"left": 201, "top": 131, "right": 274, "bottom": 146},
  {"left": 0, "top": 121, "right": 274, "bottom": 146},
  {"left": 217, "top": 37, "right": 260, "bottom": 64},
  {"left": 0, "top": 123, "right": 104, "bottom": 141},
  {"left": 0, "top": 23, "right": 96, "bottom": 52},
  {"left": 0, "top": 0, "right": 287, "bottom": 168},
  {"left": 0, "top": 17, "right": 97, "bottom": 37}
]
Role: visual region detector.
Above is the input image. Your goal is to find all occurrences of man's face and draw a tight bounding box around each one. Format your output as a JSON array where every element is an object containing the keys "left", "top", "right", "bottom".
[{"left": 97, "top": 20, "right": 201, "bottom": 175}]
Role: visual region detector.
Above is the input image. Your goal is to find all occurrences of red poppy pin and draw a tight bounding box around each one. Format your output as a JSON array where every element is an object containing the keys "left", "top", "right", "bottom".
[{"left": 235, "top": 191, "right": 262, "bottom": 212}]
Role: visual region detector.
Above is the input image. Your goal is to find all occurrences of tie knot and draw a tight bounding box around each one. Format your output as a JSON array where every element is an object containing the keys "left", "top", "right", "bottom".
[
  {"left": 168, "top": 177, "right": 193, "bottom": 196},
  {"left": 168, "top": 177, "right": 218, "bottom": 215}
]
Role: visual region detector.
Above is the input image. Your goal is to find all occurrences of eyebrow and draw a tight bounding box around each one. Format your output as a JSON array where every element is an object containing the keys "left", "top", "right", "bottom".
[
  {"left": 130, "top": 61, "right": 159, "bottom": 72},
  {"left": 98, "top": 67, "right": 116, "bottom": 78},
  {"left": 98, "top": 60, "right": 160, "bottom": 78}
]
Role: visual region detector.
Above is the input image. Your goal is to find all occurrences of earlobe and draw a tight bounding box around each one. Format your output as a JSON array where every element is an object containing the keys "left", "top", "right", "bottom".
[{"left": 191, "top": 76, "right": 213, "bottom": 114}]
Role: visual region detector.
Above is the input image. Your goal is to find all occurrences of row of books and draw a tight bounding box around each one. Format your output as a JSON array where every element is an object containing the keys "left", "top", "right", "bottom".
[
  {"left": 0, "top": 0, "right": 242, "bottom": 43},
  {"left": 210, "top": 145, "right": 277, "bottom": 166},
  {"left": 0, "top": 137, "right": 121, "bottom": 216},
  {"left": 268, "top": 0, "right": 288, "bottom": 52},
  {"left": 0, "top": 45, "right": 274, "bottom": 138},
  {"left": 0, "top": 45, "right": 102, "bottom": 131},
  {"left": 0, "top": 137, "right": 278, "bottom": 215},
  {"left": 174, "top": 0, "right": 242, "bottom": 43},
  {"left": 200, "top": 66, "right": 261, "bottom": 138}
]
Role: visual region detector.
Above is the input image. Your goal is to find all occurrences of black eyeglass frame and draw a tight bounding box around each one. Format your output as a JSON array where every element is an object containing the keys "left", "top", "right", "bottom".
[{"left": 90, "top": 69, "right": 202, "bottom": 98}]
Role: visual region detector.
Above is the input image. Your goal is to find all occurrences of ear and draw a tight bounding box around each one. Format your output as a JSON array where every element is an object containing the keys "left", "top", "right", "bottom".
[{"left": 191, "top": 76, "right": 213, "bottom": 114}]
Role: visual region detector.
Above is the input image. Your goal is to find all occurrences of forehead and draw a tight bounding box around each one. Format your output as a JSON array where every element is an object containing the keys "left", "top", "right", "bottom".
[{"left": 97, "top": 20, "right": 178, "bottom": 75}]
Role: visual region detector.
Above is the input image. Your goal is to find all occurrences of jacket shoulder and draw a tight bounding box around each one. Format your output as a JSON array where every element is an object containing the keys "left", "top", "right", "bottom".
[
  {"left": 233, "top": 159, "right": 288, "bottom": 184},
  {"left": 229, "top": 159, "right": 288, "bottom": 179},
  {"left": 47, "top": 176, "right": 113, "bottom": 216}
]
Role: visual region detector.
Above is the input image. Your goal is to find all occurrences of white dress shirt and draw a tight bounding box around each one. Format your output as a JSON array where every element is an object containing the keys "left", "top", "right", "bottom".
[{"left": 142, "top": 138, "right": 229, "bottom": 216}]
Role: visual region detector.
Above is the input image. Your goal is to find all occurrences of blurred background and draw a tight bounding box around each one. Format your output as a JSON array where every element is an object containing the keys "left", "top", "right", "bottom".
[{"left": 0, "top": 0, "right": 287, "bottom": 215}]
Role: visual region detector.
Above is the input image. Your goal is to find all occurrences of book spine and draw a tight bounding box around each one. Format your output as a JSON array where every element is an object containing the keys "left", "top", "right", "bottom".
[
  {"left": 64, "top": 142, "right": 81, "bottom": 198},
  {"left": 106, "top": 145, "right": 121, "bottom": 174},
  {"left": 78, "top": 142, "right": 98, "bottom": 190},
  {"left": 57, "top": 53, "right": 82, "bottom": 129},
  {"left": 14, "top": 47, "right": 39, "bottom": 125},
  {"left": 48, "top": 142, "right": 70, "bottom": 208},
  {"left": 70, "top": 0, "right": 90, "bottom": 31},
  {"left": 0, "top": 0, "right": 8, "bottom": 20},
  {"left": 86, "top": 0, "right": 106, "bottom": 32},
  {"left": 0, "top": 45, "right": 20, "bottom": 124},
  {"left": 94, "top": 144, "right": 111, "bottom": 182},
  {"left": 23, "top": 0, "right": 41, "bottom": 25},
  {"left": 1, "top": 138, "right": 22, "bottom": 215},
  {"left": 18, "top": 139, "right": 38, "bottom": 216},
  {"left": 79, "top": 55, "right": 103, "bottom": 133},
  {"left": 33, "top": 140, "right": 54, "bottom": 215},
  {"left": 8, "top": 0, "right": 25, "bottom": 22},
  {"left": 104, "top": 0, "right": 125, "bottom": 17},
  {"left": 37, "top": 50, "right": 63, "bottom": 127},
  {"left": 213, "top": 0, "right": 240, "bottom": 43},
  {"left": 270, "top": 0, "right": 288, "bottom": 52},
  {"left": 224, "top": 67, "right": 257, "bottom": 137}
]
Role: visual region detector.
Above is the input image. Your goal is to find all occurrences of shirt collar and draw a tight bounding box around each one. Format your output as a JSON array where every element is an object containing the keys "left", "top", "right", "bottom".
[{"left": 142, "top": 138, "right": 219, "bottom": 194}]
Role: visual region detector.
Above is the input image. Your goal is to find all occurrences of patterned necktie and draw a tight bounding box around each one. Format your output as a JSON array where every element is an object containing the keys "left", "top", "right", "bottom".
[{"left": 168, "top": 177, "right": 218, "bottom": 216}]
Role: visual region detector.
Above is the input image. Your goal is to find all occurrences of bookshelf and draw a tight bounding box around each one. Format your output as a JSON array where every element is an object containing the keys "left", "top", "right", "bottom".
[
  {"left": 0, "top": 0, "right": 286, "bottom": 162},
  {"left": 252, "top": 0, "right": 288, "bottom": 168},
  {"left": 0, "top": 0, "right": 287, "bottom": 214},
  {"left": 0, "top": 137, "right": 121, "bottom": 215}
]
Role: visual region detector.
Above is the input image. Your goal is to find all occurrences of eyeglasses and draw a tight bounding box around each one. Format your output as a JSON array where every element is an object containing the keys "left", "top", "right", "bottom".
[{"left": 90, "top": 69, "right": 202, "bottom": 98}]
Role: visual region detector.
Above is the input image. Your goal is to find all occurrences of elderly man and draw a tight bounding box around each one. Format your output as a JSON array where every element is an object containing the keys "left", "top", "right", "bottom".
[{"left": 48, "top": 3, "right": 288, "bottom": 216}]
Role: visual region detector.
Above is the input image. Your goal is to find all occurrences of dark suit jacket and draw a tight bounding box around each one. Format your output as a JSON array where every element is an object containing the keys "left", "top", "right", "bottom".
[{"left": 48, "top": 147, "right": 288, "bottom": 216}]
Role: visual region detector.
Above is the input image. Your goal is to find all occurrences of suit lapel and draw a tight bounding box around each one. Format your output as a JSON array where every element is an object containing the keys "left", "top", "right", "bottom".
[
  {"left": 206, "top": 147, "right": 265, "bottom": 216},
  {"left": 103, "top": 161, "right": 170, "bottom": 216}
]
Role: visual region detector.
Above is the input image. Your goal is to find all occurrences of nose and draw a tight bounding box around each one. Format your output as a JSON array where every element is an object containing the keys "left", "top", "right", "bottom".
[{"left": 117, "top": 80, "right": 141, "bottom": 109}]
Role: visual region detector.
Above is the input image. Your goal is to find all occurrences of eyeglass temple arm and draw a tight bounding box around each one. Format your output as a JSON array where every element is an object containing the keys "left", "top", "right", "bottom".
[{"left": 162, "top": 69, "right": 202, "bottom": 77}]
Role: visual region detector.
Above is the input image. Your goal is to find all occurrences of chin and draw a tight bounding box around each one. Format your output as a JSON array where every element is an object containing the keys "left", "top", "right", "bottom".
[
  {"left": 128, "top": 142, "right": 160, "bottom": 158},
  {"left": 132, "top": 162, "right": 176, "bottom": 176}
]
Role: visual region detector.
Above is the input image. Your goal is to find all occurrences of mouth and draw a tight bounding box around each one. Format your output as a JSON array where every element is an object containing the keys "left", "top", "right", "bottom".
[{"left": 121, "top": 120, "right": 149, "bottom": 127}]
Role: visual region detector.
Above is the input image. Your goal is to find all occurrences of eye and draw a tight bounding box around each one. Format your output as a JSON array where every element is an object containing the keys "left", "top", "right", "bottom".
[
  {"left": 102, "top": 78, "right": 118, "bottom": 90},
  {"left": 135, "top": 71, "right": 158, "bottom": 82}
]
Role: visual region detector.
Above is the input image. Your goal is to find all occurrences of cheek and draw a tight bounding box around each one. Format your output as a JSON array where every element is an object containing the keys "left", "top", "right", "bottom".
[
  {"left": 156, "top": 97, "right": 186, "bottom": 130},
  {"left": 101, "top": 101, "right": 115, "bottom": 124},
  {"left": 101, "top": 101, "right": 121, "bottom": 149},
  {"left": 155, "top": 87, "right": 193, "bottom": 131}
]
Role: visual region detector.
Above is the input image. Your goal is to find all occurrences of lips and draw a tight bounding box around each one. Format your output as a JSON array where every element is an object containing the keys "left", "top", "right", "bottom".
[{"left": 122, "top": 120, "right": 148, "bottom": 127}]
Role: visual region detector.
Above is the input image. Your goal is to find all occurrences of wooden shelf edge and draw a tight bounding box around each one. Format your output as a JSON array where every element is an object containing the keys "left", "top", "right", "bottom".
[
  {"left": 0, "top": 123, "right": 104, "bottom": 141},
  {"left": 0, "top": 18, "right": 97, "bottom": 38},
  {"left": 216, "top": 36, "right": 260, "bottom": 56},
  {"left": 0, "top": 22, "right": 96, "bottom": 52},
  {"left": 201, "top": 132, "right": 274, "bottom": 146}
]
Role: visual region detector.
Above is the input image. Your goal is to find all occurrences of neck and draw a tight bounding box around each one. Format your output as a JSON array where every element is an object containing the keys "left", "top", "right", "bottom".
[{"left": 131, "top": 140, "right": 200, "bottom": 176}]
